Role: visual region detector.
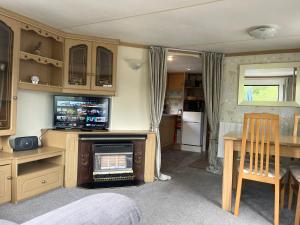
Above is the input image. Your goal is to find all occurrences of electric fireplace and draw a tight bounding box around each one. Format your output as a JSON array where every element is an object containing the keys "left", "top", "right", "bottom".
[{"left": 92, "top": 143, "right": 134, "bottom": 182}]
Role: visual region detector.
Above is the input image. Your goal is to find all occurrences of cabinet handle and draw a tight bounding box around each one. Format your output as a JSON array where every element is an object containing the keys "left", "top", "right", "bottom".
[
  {"left": 13, "top": 96, "right": 17, "bottom": 100},
  {"left": 7, "top": 176, "right": 12, "bottom": 180},
  {"left": 41, "top": 180, "right": 47, "bottom": 184}
]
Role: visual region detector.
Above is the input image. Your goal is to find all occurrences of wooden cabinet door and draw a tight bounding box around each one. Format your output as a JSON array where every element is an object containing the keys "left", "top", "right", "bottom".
[
  {"left": 64, "top": 39, "right": 92, "bottom": 90},
  {"left": 167, "top": 73, "right": 185, "bottom": 92},
  {"left": 0, "top": 15, "right": 20, "bottom": 136},
  {"left": 159, "top": 116, "right": 176, "bottom": 148},
  {"left": 91, "top": 42, "right": 117, "bottom": 92},
  {"left": 0, "top": 164, "right": 11, "bottom": 204}
]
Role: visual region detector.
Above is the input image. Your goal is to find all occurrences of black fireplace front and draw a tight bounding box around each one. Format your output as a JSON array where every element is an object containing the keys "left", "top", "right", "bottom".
[{"left": 92, "top": 143, "right": 134, "bottom": 182}]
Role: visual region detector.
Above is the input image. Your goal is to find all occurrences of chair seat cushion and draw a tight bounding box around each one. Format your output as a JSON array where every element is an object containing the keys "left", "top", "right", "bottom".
[
  {"left": 242, "top": 163, "right": 287, "bottom": 178},
  {"left": 290, "top": 165, "right": 300, "bottom": 182}
]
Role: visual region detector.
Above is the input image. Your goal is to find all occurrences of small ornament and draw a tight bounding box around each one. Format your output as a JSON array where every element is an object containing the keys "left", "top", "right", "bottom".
[
  {"left": 33, "top": 41, "right": 42, "bottom": 55},
  {"left": 31, "top": 75, "right": 39, "bottom": 84}
]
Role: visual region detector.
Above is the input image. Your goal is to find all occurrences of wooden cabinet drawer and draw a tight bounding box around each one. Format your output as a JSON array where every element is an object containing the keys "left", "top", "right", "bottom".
[{"left": 17, "top": 166, "right": 63, "bottom": 201}]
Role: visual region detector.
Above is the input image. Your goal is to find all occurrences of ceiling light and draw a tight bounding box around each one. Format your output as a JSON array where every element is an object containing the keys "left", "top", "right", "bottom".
[
  {"left": 186, "top": 68, "right": 191, "bottom": 71},
  {"left": 248, "top": 25, "right": 279, "bottom": 39},
  {"left": 167, "top": 56, "right": 174, "bottom": 61}
]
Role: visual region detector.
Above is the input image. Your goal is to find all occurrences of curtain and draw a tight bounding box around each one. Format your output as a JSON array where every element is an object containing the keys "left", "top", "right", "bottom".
[
  {"left": 149, "top": 46, "right": 171, "bottom": 181},
  {"left": 202, "top": 52, "right": 225, "bottom": 174},
  {"left": 283, "top": 76, "right": 295, "bottom": 101}
]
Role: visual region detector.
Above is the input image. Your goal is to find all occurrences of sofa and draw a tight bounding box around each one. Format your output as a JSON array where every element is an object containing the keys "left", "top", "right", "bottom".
[{"left": 0, "top": 193, "right": 141, "bottom": 225}]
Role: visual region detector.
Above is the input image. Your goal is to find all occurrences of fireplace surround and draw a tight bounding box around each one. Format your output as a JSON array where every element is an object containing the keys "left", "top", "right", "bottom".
[{"left": 77, "top": 134, "right": 146, "bottom": 187}]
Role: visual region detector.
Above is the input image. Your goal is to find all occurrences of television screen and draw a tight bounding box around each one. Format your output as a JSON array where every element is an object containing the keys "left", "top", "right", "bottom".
[{"left": 53, "top": 96, "right": 110, "bottom": 130}]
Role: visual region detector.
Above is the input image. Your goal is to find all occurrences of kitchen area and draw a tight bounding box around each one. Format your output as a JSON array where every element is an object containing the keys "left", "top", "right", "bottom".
[{"left": 160, "top": 53, "right": 207, "bottom": 154}]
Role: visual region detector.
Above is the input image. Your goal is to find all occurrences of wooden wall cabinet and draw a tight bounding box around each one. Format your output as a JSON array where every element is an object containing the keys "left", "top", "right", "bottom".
[
  {"left": 0, "top": 164, "right": 12, "bottom": 204},
  {"left": 0, "top": 15, "right": 20, "bottom": 136},
  {"left": 0, "top": 9, "right": 119, "bottom": 97},
  {"left": 18, "top": 23, "right": 64, "bottom": 93},
  {"left": 91, "top": 42, "right": 117, "bottom": 92},
  {"left": 64, "top": 39, "right": 92, "bottom": 90},
  {"left": 63, "top": 39, "right": 117, "bottom": 95}
]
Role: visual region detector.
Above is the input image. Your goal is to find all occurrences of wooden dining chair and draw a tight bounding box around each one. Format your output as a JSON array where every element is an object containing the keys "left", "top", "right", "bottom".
[
  {"left": 287, "top": 114, "right": 300, "bottom": 225},
  {"left": 234, "top": 113, "right": 288, "bottom": 225}
]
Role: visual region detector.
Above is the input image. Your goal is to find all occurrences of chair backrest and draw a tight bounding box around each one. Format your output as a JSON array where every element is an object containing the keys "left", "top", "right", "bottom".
[
  {"left": 293, "top": 114, "right": 300, "bottom": 137},
  {"left": 239, "top": 113, "right": 280, "bottom": 181}
]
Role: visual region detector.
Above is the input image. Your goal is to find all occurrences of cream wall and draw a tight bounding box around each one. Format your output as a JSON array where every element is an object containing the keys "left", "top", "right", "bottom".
[
  {"left": 110, "top": 46, "right": 150, "bottom": 130},
  {"left": 220, "top": 52, "right": 300, "bottom": 135},
  {"left": 15, "top": 46, "right": 150, "bottom": 137},
  {"left": 16, "top": 90, "right": 53, "bottom": 137}
]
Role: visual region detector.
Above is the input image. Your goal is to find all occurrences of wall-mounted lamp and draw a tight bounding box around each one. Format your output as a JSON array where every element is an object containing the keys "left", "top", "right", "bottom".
[{"left": 124, "top": 58, "right": 145, "bottom": 70}]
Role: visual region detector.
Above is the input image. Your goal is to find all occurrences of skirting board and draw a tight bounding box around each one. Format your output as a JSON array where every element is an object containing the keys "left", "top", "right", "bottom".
[{"left": 181, "top": 144, "right": 202, "bottom": 153}]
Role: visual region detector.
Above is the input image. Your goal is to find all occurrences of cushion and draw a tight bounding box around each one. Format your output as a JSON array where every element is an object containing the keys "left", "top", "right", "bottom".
[
  {"left": 22, "top": 193, "right": 140, "bottom": 225},
  {"left": 242, "top": 163, "right": 287, "bottom": 178},
  {"left": 0, "top": 219, "right": 19, "bottom": 225},
  {"left": 290, "top": 165, "right": 300, "bottom": 182}
]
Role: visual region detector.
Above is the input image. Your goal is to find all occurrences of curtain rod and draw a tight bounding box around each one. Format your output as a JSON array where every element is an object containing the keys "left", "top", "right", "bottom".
[{"left": 167, "top": 47, "right": 202, "bottom": 54}]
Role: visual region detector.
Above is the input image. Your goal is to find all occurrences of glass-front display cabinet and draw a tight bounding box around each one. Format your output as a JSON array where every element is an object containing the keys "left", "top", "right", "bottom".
[
  {"left": 0, "top": 15, "right": 19, "bottom": 135},
  {"left": 64, "top": 39, "right": 92, "bottom": 90},
  {"left": 91, "top": 42, "right": 117, "bottom": 92}
]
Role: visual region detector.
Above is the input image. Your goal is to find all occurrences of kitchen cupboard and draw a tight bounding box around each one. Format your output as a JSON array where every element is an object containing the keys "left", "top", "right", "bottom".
[{"left": 160, "top": 115, "right": 177, "bottom": 148}]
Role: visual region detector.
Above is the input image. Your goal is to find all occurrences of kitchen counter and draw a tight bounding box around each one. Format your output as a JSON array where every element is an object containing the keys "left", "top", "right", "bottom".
[{"left": 163, "top": 114, "right": 180, "bottom": 117}]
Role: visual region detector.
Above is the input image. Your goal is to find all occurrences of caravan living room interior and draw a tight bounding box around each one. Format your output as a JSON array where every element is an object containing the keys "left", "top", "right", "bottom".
[{"left": 0, "top": 1, "right": 300, "bottom": 225}]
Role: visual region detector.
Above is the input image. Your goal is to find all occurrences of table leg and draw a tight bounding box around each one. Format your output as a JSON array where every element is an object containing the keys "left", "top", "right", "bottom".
[
  {"left": 232, "top": 151, "right": 239, "bottom": 190},
  {"left": 222, "top": 139, "right": 234, "bottom": 211}
]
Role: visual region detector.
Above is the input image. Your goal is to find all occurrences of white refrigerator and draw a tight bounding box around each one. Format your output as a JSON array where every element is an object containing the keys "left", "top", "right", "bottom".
[{"left": 181, "top": 111, "right": 204, "bottom": 152}]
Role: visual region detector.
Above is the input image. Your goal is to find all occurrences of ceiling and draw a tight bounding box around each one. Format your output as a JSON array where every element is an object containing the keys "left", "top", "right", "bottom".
[
  {"left": 1, "top": 0, "right": 300, "bottom": 53},
  {"left": 167, "top": 54, "right": 202, "bottom": 73}
]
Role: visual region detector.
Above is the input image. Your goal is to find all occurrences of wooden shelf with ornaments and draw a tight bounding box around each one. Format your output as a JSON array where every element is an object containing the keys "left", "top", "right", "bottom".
[{"left": 18, "top": 23, "right": 64, "bottom": 93}]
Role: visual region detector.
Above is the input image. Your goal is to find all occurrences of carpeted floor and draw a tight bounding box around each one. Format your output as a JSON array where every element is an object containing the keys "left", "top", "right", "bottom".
[{"left": 0, "top": 150, "right": 295, "bottom": 225}]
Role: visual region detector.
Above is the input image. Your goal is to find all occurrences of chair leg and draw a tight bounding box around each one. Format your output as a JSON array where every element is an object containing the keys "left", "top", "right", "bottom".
[
  {"left": 295, "top": 186, "right": 300, "bottom": 225},
  {"left": 289, "top": 177, "right": 295, "bottom": 210},
  {"left": 274, "top": 181, "right": 280, "bottom": 225},
  {"left": 234, "top": 175, "right": 243, "bottom": 216}
]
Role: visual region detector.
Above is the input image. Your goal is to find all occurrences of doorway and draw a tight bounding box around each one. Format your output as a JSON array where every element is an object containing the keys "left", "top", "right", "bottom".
[{"left": 160, "top": 51, "right": 209, "bottom": 173}]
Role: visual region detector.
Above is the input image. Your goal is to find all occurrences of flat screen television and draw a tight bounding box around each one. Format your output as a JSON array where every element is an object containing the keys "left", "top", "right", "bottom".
[{"left": 53, "top": 96, "right": 110, "bottom": 130}]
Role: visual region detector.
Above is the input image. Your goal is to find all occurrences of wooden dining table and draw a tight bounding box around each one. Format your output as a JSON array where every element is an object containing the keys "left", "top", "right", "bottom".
[{"left": 222, "top": 131, "right": 300, "bottom": 212}]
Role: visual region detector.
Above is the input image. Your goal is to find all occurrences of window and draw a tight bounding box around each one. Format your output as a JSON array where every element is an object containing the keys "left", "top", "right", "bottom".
[{"left": 243, "top": 85, "right": 279, "bottom": 102}]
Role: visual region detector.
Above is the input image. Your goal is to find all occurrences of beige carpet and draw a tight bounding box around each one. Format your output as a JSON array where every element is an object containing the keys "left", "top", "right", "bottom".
[{"left": 0, "top": 150, "right": 295, "bottom": 225}]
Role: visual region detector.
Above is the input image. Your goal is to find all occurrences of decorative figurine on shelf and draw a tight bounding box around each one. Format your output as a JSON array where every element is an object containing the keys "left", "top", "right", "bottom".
[
  {"left": 32, "top": 41, "right": 42, "bottom": 55},
  {"left": 31, "top": 75, "right": 39, "bottom": 84}
]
